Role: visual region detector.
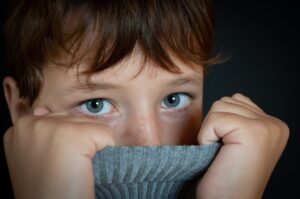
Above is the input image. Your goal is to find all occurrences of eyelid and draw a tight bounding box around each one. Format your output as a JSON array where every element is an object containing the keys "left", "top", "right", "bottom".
[
  {"left": 167, "top": 92, "right": 195, "bottom": 99},
  {"left": 79, "top": 97, "right": 113, "bottom": 106}
]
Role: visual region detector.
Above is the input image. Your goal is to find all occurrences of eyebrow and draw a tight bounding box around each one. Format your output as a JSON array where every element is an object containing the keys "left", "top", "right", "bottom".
[
  {"left": 167, "top": 75, "right": 202, "bottom": 87},
  {"left": 66, "top": 75, "right": 202, "bottom": 92},
  {"left": 67, "top": 82, "right": 122, "bottom": 92}
]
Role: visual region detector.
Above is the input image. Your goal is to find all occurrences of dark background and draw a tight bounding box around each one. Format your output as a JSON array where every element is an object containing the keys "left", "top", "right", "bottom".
[{"left": 1, "top": 0, "right": 299, "bottom": 198}]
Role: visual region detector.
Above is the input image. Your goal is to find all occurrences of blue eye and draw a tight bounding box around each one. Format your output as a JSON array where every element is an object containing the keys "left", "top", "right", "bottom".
[
  {"left": 161, "top": 93, "right": 191, "bottom": 110},
  {"left": 80, "top": 99, "right": 114, "bottom": 117}
]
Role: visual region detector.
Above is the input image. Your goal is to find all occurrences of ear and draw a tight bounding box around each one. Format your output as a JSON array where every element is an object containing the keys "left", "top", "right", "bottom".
[{"left": 3, "top": 76, "right": 29, "bottom": 124}]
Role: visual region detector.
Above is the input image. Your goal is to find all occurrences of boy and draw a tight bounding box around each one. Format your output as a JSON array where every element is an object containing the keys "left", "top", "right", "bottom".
[{"left": 2, "top": 0, "right": 289, "bottom": 198}]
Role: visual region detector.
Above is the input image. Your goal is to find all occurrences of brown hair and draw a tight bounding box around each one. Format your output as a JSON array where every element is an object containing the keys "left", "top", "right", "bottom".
[{"left": 4, "top": 0, "right": 219, "bottom": 105}]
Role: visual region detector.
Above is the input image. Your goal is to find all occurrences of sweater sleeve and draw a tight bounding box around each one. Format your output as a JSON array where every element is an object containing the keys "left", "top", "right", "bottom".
[{"left": 92, "top": 143, "right": 221, "bottom": 199}]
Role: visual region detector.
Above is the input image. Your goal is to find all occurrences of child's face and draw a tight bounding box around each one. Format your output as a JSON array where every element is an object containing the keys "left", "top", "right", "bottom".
[{"left": 32, "top": 48, "right": 204, "bottom": 146}]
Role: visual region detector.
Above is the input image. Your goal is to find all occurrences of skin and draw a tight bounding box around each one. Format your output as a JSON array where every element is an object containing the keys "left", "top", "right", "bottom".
[{"left": 3, "top": 47, "right": 289, "bottom": 199}]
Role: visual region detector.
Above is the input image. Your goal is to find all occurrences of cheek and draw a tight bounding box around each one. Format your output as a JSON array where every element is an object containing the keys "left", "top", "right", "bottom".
[
  {"left": 161, "top": 111, "right": 202, "bottom": 145},
  {"left": 103, "top": 109, "right": 203, "bottom": 146}
]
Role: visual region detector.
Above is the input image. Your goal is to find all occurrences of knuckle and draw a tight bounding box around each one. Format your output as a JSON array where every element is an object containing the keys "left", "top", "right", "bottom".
[
  {"left": 253, "top": 117, "right": 290, "bottom": 144},
  {"left": 282, "top": 123, "right": 290, "bottom": 139},
  {"left": 3, "top": 128, "right": 12, "bottom": 147},
  {"left": 272, "top": 117, "right": 290, "bottom": 140},
  {"left": 233, "top": 93, "right": 252, "bottom": 102},
  {"left": 266, "top": 117, "right": 285, "bottom": 133},
  {"left": 232, "top": 93, "right": 245, "bottom": 98},
  {"left": 278, "top": 119, "right": 289, "bottom": 133},
  {"left": 233, "top": 93, "right": 252, "bottom": 103}
]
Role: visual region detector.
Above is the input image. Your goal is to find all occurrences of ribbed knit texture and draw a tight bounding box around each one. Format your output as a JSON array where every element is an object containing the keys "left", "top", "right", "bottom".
[{"left": 92, "top": 143, "right": 221, "bottom": 199}]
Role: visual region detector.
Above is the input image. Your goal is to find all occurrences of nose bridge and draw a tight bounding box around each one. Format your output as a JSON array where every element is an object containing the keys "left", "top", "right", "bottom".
[{"left": 126, "top": 110, "right": 163, "bottom": 146}]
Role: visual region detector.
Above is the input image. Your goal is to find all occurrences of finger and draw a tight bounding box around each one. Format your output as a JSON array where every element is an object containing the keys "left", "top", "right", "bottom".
[
  {"left": 198, "top": 111, "right": 255, "bottom": 145},
  {"left": 46, "top": 109, "right": 70, "bottom": 116},
  {"left": 32, "top": 107, "right": 70, "bottom": 117},
  {"left": 210, "top": 99, "right": 260, "bottom": 119},
  {"left": 220, "top": 96, "right": 265, "bottom": 116},
  {"left": 231, "top": 93, "right": 264, "bottom": 113},
  {"left": 32, "top": 108, "right": 116, "bottom": 149},
  {"left": 33, "top": 108, "right": 99, "bottom": 123},
  {"left": 62, "top": 122, "right": 116, "bottom": 157}
]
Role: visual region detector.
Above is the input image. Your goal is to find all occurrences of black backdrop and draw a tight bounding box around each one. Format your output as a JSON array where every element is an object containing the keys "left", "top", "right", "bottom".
[{"left": 1, "top": 0, "right": 299, "bottom": 198}]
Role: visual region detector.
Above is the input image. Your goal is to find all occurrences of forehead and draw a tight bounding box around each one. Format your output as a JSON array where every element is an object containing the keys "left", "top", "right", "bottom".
[
  {"left": 46, "top": 46, "right": 203, "bottom": 86},
  {"left": 92, "top": 53, "right": 202, "bottom": 83}
]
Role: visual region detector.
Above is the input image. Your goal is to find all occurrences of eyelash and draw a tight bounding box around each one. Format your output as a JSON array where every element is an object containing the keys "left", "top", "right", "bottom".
[{"left": 75, "top": 92, "right": 196, "bottom": 118}]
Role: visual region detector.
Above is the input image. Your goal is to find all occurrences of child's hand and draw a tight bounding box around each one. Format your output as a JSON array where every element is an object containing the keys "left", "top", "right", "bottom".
[
  {"left": 3, "top": 108, "right": 115, "bottom": 199},
  {"left": 196, "top": 93, "right": 289, "bottom": 199}
]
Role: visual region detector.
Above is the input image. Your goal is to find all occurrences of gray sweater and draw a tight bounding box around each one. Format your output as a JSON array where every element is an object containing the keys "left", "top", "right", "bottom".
[{"left": 92, "top": 143, "right": 220, "bottom": 199}]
